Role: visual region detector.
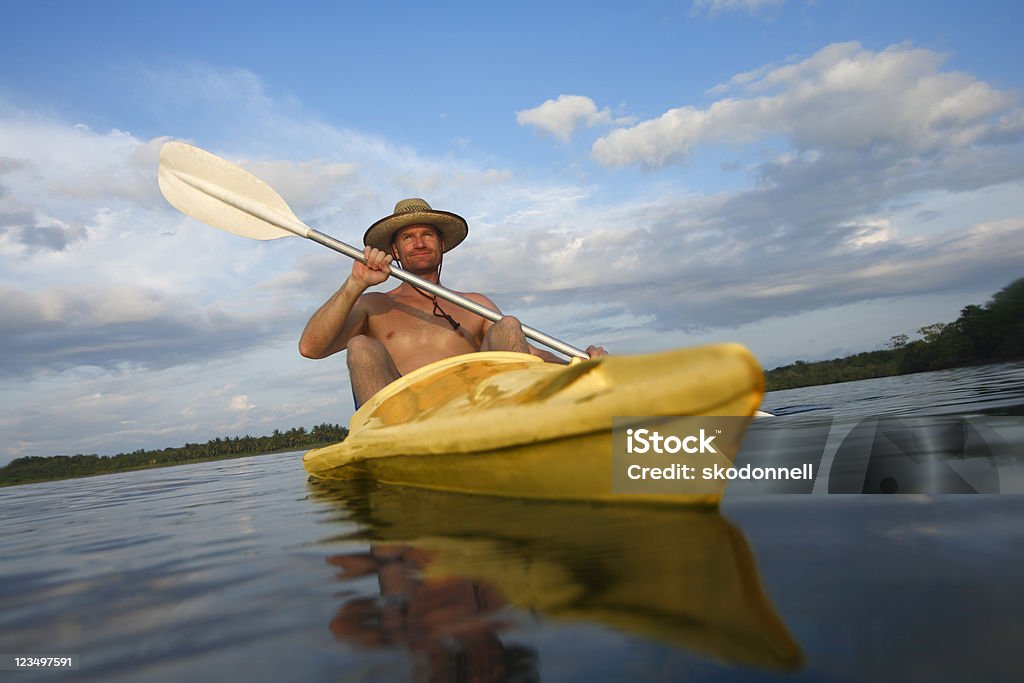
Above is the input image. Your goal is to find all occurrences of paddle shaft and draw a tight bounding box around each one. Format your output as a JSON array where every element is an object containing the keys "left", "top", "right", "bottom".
[
  {"left": 306, "top": 229, "right": 588, "bottom": 359},
  {"left": 163, "top": 158, "right": 589, "bottom": 360}
]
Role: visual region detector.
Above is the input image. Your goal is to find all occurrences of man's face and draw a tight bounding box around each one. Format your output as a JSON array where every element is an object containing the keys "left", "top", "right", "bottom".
[{"left": 391, "top": 224, "right": 443, "bottom": 273}]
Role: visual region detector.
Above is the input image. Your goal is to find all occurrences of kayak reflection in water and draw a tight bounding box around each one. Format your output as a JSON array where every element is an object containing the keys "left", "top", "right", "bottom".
[
  {"left": 298, "top": 198, "right": 607, "bottom": 406},
  {"left": 327, "top": 544, "right": 538, "bottom": 682},
  {"left": 312, "top": 480, "right": 804, "bottom": 674}
]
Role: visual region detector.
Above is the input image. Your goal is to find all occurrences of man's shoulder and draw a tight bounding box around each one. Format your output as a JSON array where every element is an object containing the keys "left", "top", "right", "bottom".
[
  {"left": 462, "top": 291, "right": 496, "bottom": 305},
  {"left": 357, "top": 291, "right": 394, "bottom": 311}
]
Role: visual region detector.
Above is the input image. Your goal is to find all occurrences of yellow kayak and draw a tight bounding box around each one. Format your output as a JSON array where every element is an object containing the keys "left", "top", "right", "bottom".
[{"left": 303, "top": 343, "right": 764, "bottom": 504}]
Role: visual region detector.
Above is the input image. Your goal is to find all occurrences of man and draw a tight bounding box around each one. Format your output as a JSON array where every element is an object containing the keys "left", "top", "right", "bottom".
[{"left": 299, "top": 198, "right": 607, "bottom": 406}]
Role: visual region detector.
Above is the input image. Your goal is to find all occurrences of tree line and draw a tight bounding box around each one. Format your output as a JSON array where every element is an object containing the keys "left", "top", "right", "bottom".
[
  {"left": 765, "top": 277, "right": 1024, "bottom": 391},
  {"left": 0, "top": 423, "right": 349, "bottom": 487}
]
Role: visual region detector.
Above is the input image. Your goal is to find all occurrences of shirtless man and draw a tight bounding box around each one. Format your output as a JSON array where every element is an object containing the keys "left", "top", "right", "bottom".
[{"left": 298, "top": 198, "right": 606, "bottom": 406}]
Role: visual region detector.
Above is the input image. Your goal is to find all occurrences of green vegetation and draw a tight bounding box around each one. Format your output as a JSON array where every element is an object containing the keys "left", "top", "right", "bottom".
[
  {"left": 0, "top": 423, "right": 348, "bottom": 488},
  {"left": 766, "top": 278, "right": 1024, "bottom": 391}
]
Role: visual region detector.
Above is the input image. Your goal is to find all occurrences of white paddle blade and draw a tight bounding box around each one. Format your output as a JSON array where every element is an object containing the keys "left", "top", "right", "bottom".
[{"left": 158, "top": 142, "right": 309, "bottom": 241}]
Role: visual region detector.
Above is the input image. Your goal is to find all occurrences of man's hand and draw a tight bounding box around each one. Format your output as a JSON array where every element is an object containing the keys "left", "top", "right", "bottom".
[
  {"left": 585, "top": 345, "right": 608, "bottom": 359},
  {"left": 352, "top": 246, "right": 392, "bottom": 287}
]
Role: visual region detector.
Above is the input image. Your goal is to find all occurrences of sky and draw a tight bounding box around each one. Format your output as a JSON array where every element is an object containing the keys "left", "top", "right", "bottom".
[{"left": 1, "top": 0, "right": 1023, "bottom": 464}]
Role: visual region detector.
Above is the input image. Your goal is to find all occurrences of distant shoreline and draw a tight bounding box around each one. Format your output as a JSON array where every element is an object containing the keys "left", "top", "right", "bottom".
[
  {"left": 765, "top": 356, "right": 1014, "bottom": 392},
  {"left": 765, "top": 278, "right": 1022, "bottom": 391},
  {"left": 0, "top": 446, "right": 330, "bottom": 489},
  {"left": 0, "top": 425, "right": 348, "bottom": 488}
]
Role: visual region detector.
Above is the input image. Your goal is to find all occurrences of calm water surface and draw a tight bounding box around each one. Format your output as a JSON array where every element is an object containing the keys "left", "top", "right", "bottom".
[{"left": 2, "top": 362, "right": 1023, "bottom": 682}]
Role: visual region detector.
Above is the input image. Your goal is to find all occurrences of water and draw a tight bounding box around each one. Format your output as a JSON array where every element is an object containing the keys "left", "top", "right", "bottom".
[{"left": 2, "top": 362, "right": 1023, "bottom": 682}]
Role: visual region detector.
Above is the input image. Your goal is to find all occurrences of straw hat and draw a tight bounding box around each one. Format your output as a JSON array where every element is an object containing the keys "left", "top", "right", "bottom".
[{"left": 363, "top": 198, "right": 468, "bottom": 253}]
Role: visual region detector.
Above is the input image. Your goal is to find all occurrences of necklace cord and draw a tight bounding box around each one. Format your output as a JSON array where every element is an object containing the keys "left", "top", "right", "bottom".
[{"left": 399, "top": 255, "right": 461, "bottom": 331}]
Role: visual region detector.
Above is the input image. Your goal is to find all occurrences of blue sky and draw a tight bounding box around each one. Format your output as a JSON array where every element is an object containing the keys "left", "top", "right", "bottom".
[{"left": 2, "top": 0, "right": 1023, "bottom": 464}]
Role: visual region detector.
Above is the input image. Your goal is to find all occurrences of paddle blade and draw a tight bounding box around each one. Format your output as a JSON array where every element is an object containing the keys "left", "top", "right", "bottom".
[{"left": 158, "top": 141, "right": 309, "bottom": 241}]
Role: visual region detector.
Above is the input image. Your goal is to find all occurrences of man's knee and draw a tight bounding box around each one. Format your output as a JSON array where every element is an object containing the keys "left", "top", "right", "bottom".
[
  {"left": 492, "top": 315, "right": 523, "bottom": 333},
  {"left": 346, "top": 335, "right": 383, "bottom": 367},
  {"left": 483, "top": 315, "right": 529, "bottom": 353}
]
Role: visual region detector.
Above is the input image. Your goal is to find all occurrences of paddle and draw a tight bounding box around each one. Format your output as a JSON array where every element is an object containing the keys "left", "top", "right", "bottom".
[{"left": 157, "top": 142, "right": 588, "bottom": 359}]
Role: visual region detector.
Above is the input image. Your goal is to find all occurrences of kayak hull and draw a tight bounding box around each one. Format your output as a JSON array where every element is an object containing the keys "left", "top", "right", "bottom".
[
  {"left": 349, "top": 430, "right": 725, "bottom": 505},
  {"left": 304, "top": 343, "right": 764, "bottom": 504}
]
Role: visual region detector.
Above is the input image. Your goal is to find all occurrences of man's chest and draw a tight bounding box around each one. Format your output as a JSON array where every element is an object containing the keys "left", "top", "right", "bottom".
[{"left": 368, "top": 303, "right": 483, "bottom": 347}]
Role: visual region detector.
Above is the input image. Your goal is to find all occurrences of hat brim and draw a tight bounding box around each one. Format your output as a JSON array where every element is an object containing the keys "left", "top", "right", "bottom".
[{"left": 363, "top": 210, "right": 468, "bottom": 253}]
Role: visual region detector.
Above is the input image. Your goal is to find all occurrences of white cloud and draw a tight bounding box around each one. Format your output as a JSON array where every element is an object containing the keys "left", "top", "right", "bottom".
[
  {"left": 840, "top": 218, "right": 897, "bottom": 250},
  {"left": 0, "top": 212, "right": 86, "bottom": 255},
  {"left": 593, "top": 42, "right": 1024, "bottom": 167},
  {"left": 516, "top": 95, "right": 614, "bottom": 142},
  {"left": 0, "top": 122, "right": 168, "bottom": 206},
  {"left": 0, "top": 283, "right": 292, "bottom": 378},
  {"left": 691, "top": 0, "right": 785, "bottom": 15},
  {"left": 229, "top": 394, "right": 255, "bottom": 412},
  {"left": 240, "top": 159, "right": 358, "bottom": 214}
]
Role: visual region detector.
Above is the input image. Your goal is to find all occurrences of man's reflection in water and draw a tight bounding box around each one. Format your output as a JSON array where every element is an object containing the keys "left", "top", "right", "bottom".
[{"left": 328, "top": 544, "right": 539, "bottom": 683}]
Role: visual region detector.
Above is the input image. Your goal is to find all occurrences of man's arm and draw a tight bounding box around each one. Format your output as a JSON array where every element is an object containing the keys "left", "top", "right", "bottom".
[{"left": 298, "top": 247, "right": 391, "bottom": 359}]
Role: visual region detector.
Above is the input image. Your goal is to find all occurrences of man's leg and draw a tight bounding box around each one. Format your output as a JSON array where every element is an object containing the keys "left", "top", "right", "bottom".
[
  {"left": 347, "top": 335, "right": 401, "bottom": 407},
  {"left": 481, "top": 316, "right": 530, "bottom": 354}
]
